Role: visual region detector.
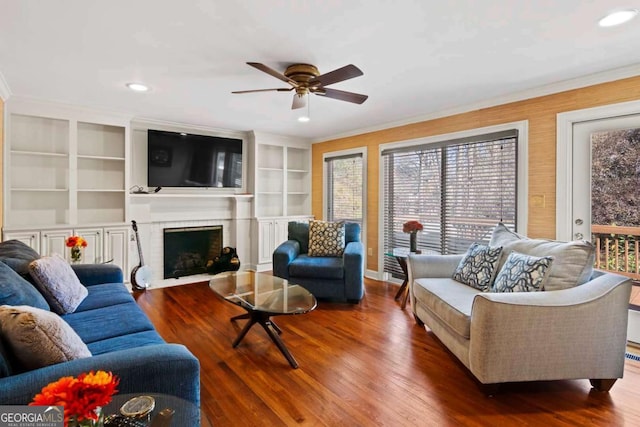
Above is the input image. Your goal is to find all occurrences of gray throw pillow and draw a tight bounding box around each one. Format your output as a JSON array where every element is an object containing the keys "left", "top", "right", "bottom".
[
  {"left": 489, "top": 223, "right": 595, "bottom": 291},
  {"left": 493, "top": 252, "right": 554, "bottom": 292},
  {"left": 28, "top": 254, "right": 88, "bottom": 314},
  {"left": 452, "top": 243, "right": 503, "bottom": 292},
  {"left": 0, "top": 305, "right": 91, "bottom": 370}
]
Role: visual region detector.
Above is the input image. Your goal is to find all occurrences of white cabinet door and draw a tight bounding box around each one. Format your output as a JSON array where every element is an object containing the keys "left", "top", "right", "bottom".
[
  {"left": 257, "top": 220, "right": 275, "bottom": 264},
  {"left": 104, "top": 227, "right": 129, "bottom": 277},
  {"left": 2, "top": 230, "right": 41, "bottom": 252},
  {"left": 274, "top": 219, "right": 289, "bottom": 249},
  {"left": 74, "top": 227, "right": 104, "bottom": 264},
  {"left": 41, "top": 229, "right": 73, "bottom": 258}
]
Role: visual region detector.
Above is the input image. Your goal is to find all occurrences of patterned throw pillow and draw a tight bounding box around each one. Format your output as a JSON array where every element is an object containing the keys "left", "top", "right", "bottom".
[
  {"left": 308, "top": 220, "right": 346, "bottom": 257},
  {"left": 492, "top": 252, "right": 554, "bottom": 293},
  {"left": 452, "top": 243, "right": 503, "bottom": 291}
]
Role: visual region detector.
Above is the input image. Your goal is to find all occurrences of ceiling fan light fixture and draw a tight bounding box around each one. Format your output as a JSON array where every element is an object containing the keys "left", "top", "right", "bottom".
[{"left": 598, "top": 9, "right": 638, "bottom": 27}]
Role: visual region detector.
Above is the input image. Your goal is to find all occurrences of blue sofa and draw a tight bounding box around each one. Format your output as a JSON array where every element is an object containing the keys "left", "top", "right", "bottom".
[
  {"left": 0, "top": 240, "right": 200, "bottom": 419},
  {"left": 273, "top": 222, "right": 365, "bottom": 302}
]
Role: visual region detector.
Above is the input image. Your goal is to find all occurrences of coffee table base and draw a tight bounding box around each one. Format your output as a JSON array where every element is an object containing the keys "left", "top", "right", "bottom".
[{"left": 231, "top": 312, "right": 299, "bottom": 369}]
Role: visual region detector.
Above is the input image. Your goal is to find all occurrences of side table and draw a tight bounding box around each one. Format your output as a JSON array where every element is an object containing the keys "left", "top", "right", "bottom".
[{"left": 385, "top": 248, "right": 436, "bottom": 309}]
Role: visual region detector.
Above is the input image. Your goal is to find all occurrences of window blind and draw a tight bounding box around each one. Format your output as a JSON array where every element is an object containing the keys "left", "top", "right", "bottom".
[
  {"left": 382, "top": 131, "right": 517, "bottom": 278},
  {"left": 326, "top": 153, "right": 364, "bottom": 224}
]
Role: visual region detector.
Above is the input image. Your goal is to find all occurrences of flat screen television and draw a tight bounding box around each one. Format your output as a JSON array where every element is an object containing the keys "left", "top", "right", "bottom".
[{"left": 147, "top": 130, "right": 243, "bottom": 188}]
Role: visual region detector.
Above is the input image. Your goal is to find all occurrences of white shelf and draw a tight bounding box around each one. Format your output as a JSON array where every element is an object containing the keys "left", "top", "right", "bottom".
[
  {"left": 258, "top": 167, "right": 284, "bottom": 172},
  {"left": 129, "top": 193, "right": 253, "bottom": 199},
  {"left": 12, "top": 188, "right": 69, "bottom": 192},
  {"left": 78, "top": 189, "right": 126, "bottom": 193},
  {"left": 287, "top": 192, "right": 309, "bottom": 195},
  {"left": 11, "top": 150, "right": 68, "bottom": 157},
  {"left": 78, "top": 155, "right": 125, "bottom": 161}
]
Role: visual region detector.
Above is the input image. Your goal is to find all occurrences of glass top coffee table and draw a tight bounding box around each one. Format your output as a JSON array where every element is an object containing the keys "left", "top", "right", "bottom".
[{"left": 209, "top": 271, "right": 317, "bottom": 368}]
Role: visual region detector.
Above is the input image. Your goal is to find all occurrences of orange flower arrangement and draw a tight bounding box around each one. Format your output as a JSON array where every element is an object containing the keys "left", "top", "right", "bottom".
[
  {"left": 403, "top": 220, "right": 423, "bottom": 233},
  {"left": 65, "top": 236, "right": 88, "bottom": 263},
  {"left": 30, "top": 370, "right": 119, "bottom": 426}
]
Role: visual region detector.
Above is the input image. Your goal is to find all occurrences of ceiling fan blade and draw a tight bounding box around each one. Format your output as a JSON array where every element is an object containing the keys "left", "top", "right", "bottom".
[
  {"left": 232, "top": 88, "right": 293, "bottom": 94},
  {"left": 292, "top": 94, "right": 306, "bottom": 110},
  {"left": 247, "top": 62, "right": 297, "bottom": 86},
  {"left": 310, "top": 64, "right": 363, "bottom": 87},
  {"left": 315, "top": 88, "right": 368, "bottom": 104}
]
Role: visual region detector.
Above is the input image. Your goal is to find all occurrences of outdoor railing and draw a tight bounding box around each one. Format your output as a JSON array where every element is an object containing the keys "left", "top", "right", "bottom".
[{"left": 592, "top": 224, "right": 640, "bottom": 281}]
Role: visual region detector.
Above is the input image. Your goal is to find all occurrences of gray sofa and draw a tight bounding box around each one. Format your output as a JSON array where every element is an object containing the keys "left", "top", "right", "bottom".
[
  {"left": 0, "top": 240, "right": 200, "bottom": 423},
  {"left": 407, "top": 224, "right": 632, "bottom": 392}
]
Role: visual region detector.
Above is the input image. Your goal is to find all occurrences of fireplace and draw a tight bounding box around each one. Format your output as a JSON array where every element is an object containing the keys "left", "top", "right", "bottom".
[{"left": 163, "top": 225, "right": 223, "bottom": 279}]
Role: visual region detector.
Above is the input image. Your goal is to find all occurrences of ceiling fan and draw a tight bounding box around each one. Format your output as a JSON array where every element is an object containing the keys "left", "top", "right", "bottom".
[{"left": 232, "top": 62, "right": 368, "bottom": 109}]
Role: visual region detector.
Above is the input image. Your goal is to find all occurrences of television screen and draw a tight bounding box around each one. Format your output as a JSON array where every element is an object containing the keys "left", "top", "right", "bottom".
[{"left": 148, "top": 130, "right": 242, "bottom": 188}]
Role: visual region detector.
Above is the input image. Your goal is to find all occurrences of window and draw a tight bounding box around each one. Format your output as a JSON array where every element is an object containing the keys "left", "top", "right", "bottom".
[
  {"left": 382, "top": 130, "right": 518, "bottom": 277},
  {"left": 325, "top": 152, "right": 364, "bottom": 224}
]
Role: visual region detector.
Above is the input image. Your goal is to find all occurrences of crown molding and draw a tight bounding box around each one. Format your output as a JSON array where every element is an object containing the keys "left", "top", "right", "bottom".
[
  {"left": 313, "top": 63, "right": 640, "bottom": 143},
  {"left": 131, "top": 116, "right": 251, "bottom": 140},
  {"left": 0, "top": 71, "right": 12, "bottom": 101}
]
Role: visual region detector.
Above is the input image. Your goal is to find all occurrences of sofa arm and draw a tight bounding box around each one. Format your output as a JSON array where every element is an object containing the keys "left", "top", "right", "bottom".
[
  {"left": 273, "top": 240, "right": 301, "bottom": 279},
  {"left": 344, "top": 241, "right": 365, "bottom": 300},
  {"left": 468, "top": 273, "right": 632, "bottom": 384},
  {"left": 0, "top": 344, "right": 200, "bottom": 406},
  {"left": 407, "top": 254, "right": 463, "bottom": 279},
  {"left": 71, "top": 263, "right": 124, "bottom": 287}
]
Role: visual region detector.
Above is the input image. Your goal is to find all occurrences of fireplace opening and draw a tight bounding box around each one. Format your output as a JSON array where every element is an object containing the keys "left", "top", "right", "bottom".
[{"left": 163, "top": 225, "right": 222, "bottom": 279}]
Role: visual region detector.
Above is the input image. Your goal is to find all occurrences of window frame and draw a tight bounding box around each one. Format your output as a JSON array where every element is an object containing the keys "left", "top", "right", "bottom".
[
  {"left": 377, "top": 121, "right": 528, "bottom": 280},
  {"left": 323, "top": 147, "right": 368, "bottom": 256}
]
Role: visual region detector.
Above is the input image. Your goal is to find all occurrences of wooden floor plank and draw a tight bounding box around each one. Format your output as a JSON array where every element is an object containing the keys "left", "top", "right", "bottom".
[{"left": 134, "top": 278, "right": 640, "bottom": 426}]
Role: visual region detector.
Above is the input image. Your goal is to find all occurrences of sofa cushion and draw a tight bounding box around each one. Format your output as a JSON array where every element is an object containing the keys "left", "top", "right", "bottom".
[
  {"left": 0, "top": 305, "right": 91, "bottom": 371},
  {"left": 489, "top": 223, "right": 595, "bottom": 291},
  {"left": 452, "top": 243, "right": 503, "bottom": 292},
  {"left": 288, "top": 221, "right": 310, "bottom": 254},
  {"left": 87, "top": 330, "right": 165, "bottom": 355},
  {"left": 308, "top": 220, "right": 346, "bottom": 257},
  {"left": 28, "top": 254, "right": 88, "bottom": 314},
  {"left": 289, "top": 255, "right": 344, "bottom": 279},
  {"left": 63, "top": 301, "right": 157, "bottom": 344},
  {"left": 413, "top": 278, "right": 481, "bottom": 339},
  {"left": 0, "top": 261, "right": 49, "bottom": 310},
  {"left": 492, "top": 252, "right": 554, "bottom": 292},
  {"left": 0, "top": 239, "right": 41, "bottom": 276}
]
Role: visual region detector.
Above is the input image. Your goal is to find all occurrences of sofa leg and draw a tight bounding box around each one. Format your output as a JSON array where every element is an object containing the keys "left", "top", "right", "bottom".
[
  {"left": 480, "top": 383, "right": 500, "bottom": 396},
  {"left": 413, "top": 314, "right": 425, "bottom": 327},
  {"left": 590, "top": 378, "right": 617, "bottom": 392}
]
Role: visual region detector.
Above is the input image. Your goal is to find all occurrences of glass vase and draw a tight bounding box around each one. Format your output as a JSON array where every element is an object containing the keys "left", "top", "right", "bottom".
[
  {"left": 70, "top": 246, "right": 83, "bottom": 264},
  {"left": 409, "top": 232, "right": 417, "bottom": 253},
  {"left": 68, "top": 407, "right": 104, "bottom": 427}
]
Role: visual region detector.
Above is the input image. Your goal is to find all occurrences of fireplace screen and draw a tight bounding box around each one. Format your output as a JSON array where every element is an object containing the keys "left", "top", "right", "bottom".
[{"left": 163, "top": 225, "right": 223, "bottom": 279}]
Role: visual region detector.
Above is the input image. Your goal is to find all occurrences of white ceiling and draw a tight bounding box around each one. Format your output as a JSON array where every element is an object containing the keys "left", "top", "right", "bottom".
[{"left": 1, "top": 1, "right": 640, "bottom": 140}]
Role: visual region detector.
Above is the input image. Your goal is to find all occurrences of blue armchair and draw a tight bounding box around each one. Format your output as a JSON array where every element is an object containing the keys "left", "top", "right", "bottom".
[{"left": 273, "top": 221, "right": 365, "bottom": 302}]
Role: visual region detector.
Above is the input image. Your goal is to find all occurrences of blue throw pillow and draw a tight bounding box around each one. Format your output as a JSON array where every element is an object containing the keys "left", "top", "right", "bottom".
[
  {"left": 0, "top": 261, "right": 50, "bottom": 310},
  {"left": 0, "top": 239, "right": 41, "bottom": 276}
]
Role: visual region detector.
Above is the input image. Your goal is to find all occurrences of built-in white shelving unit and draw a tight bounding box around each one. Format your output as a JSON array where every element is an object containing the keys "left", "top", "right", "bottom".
[
  {"left": 250, "top": 131, "right": 312, "bottom": 270},
  {"left": 3, "top": 99, "right": 131, "bottom": 276}
]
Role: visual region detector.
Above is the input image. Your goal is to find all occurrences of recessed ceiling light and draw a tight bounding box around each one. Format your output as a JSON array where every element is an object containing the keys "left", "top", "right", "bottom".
[
  {"left": 297, "top": 116, "right": 310, "bottom": 123},
  {"left": 126, "top": 82, "right": 149, "bottom": 92},
  {"left": 598, "top": 9, "right": 638, "bottom": 27}
]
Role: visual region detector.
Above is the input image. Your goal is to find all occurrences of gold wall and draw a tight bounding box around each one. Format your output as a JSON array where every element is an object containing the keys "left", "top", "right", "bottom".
[{"left": 312, "top": 76, "right": 640, "bottom": 271}]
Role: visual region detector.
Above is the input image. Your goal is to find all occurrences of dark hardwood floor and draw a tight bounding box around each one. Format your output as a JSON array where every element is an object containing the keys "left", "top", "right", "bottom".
[{"left": 134, "top": 277, "right": 640, "bottom": 426}]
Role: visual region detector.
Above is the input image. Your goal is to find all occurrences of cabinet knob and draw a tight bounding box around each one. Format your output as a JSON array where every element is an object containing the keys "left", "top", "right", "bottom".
[{"left": 43, "top": 234, "right": 47, "bottom": 237}]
